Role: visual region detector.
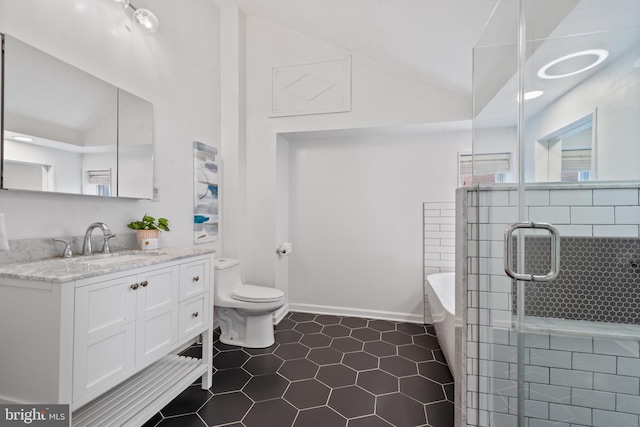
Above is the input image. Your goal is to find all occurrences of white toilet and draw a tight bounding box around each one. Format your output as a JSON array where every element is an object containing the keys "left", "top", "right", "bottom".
[{"left": 213, "top": 257, "right": 285, "bottom": 348}]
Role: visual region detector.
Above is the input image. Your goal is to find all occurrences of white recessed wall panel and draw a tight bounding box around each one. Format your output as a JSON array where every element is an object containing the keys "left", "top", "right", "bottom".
[
  {"left": 271, "top": 57, "right": 351, "bottom": 117},
  {"left": 288, "top": 129, "right": 470, "bottom": 322}
]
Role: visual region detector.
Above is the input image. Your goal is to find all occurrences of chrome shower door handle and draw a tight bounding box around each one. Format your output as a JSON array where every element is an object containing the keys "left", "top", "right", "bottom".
[{"left": 504, "top": 222, "right": 561, "bottom": 282}]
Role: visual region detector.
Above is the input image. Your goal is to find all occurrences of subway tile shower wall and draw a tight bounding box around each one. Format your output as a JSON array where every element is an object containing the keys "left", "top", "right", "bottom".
[
  {"left": 512, "top": 236, "right": 640, "bottom": 324},
  {"left": 460, "top": 184, "right": 640, "bottom": 427},
  {"left": 423, "top": 201, "right": 456, "bottom": 324},
  {"left": 423, "top": 201, "right": 456, "bottom": 275}
]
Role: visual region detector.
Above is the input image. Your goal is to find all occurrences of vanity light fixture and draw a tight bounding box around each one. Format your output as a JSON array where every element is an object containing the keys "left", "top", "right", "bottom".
[
  {"left": 537, "top": 49, "right": 609, "bottom": 80},
  {"left": 109, "top": 0, "right": 159, "bottom": 34}
]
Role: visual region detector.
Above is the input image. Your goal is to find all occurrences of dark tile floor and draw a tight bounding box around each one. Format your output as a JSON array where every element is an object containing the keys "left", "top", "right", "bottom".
[{"left": 143, "top": 312, "right": 454, "bottom": 427}]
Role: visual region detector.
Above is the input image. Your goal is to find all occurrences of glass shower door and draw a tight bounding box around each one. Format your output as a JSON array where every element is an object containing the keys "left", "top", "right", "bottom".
[
  {"left": 519, "top": 1, "right": 640, "bottom": 426},
  {"left": 469, "top": 1, "right": 640, "bottom": 426}
]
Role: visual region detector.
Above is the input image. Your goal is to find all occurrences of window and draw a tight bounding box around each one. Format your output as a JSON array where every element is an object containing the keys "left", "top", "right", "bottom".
[
  {"left": 85, "top": 169, "right": 112, "bottom": 196},
  {"left": 561, "top": 148, "right": 592, "bottom": 182},
  {"left": 459, "top": 153, "right": 511, "bottom": 186}
]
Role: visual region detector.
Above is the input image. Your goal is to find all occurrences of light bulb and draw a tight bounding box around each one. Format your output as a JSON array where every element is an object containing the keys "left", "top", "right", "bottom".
[
  {"left": 110, "top": 0, "right": 130, "bottom": 10},
  {"left": 132, "top": 8, "right": 159, "bottom": 33}
]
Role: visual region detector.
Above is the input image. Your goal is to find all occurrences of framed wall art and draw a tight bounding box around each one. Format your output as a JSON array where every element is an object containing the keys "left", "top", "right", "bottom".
[{"left": 193, "top": 141, "right": 219, "bottom": 244}]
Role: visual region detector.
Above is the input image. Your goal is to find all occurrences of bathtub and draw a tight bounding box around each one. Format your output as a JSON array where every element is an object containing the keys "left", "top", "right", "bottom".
[{"left": 425, "top": 272, "right": 456, "bottom": 380}]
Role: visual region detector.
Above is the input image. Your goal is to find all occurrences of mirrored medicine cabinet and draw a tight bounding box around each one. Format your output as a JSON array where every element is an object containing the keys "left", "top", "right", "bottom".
[{"left": 0, "top": 33, "right": 154, "bottom": 199}]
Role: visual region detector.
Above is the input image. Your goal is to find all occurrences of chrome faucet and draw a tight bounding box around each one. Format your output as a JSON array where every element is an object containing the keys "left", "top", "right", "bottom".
[{"left": 82, "top": 222, "right": 114, "bottom": 255}]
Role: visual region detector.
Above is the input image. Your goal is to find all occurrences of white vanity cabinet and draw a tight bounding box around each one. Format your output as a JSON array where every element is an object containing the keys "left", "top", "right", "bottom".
[
  {"left": 73, "top": 266, "right": 181, "bottom": 406},
  {"left": 0, "top": 249, "right": 214, "bottom": 427}
]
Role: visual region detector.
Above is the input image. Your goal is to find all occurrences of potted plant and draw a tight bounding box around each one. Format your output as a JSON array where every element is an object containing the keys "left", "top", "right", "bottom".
[{"left": 127, "top": 214, "right": 170, "bottom": 250}]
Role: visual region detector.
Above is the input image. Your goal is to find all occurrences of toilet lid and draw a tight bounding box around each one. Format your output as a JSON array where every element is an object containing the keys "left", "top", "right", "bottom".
[{"left": 231, "top": 284, "right": 285, "bottom": 303}]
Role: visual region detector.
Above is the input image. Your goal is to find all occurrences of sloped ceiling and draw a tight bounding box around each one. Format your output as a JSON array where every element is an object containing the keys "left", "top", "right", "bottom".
[{"left": 224, "top": 0, "right": 500, "bottom": 96}]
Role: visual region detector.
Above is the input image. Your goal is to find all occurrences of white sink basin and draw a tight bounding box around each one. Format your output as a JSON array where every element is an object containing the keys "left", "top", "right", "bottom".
[{"left": 78, "top": 254, "right": 150, "bottom": 266}]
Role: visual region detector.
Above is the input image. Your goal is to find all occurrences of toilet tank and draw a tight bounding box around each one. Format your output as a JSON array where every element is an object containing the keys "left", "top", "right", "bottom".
[{"left": 213, "top": 258, "right": 243, "bottom": 298}]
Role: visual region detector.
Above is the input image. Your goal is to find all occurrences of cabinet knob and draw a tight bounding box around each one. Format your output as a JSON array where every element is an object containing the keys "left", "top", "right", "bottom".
[
  {"left": 141, "top": 280, "right": 149, "bottom": 287},
  {"left": 193, "top": 276, "right": 200, "bottom": 282},
  {"left": 131, "top": 283, "right": 139, "bottom": 290},
  {"left": 192, "top": 312, "right": 199, "bottom": 318}
]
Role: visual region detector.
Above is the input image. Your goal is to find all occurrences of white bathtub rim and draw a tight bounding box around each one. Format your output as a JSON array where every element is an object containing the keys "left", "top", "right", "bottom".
[
  {"left": 427, "top": 272, "right": 455, "bottom": 315},
  {"left": 425, "top": 272, "right": 456, "bottom": 381}
]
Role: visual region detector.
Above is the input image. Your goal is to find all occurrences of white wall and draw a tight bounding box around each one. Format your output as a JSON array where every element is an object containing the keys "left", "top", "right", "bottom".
[
  {"left": 234, "top": 13, "right": 472, "bottom": 296},
  {"left": 274, "top": 134, "right": 290, "bottom": 305},
  {"left": 0, "top": 0, "right": 220, "bottom": 250},
  {"left": 287, "top": 127, "right": 471, "bottom": 321},
  {"left": 220, "top": 7, "right": 247, "bottom": 277}
]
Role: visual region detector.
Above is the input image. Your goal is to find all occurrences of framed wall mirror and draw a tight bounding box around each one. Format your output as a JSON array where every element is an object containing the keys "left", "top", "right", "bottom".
[{"left": 1, "top": 33, "right": 154, "bottom": 199}]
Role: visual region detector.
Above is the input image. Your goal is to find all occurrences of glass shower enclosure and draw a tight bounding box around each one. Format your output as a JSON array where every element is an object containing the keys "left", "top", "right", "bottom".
[{"left": 462, "top": 0, "right": 640, "bottom": 426}]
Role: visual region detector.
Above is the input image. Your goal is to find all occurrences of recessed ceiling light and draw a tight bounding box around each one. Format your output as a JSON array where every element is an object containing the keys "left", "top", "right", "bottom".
[
  {"left": 13, "top": 136, "right": 33, "bottom": 142},
  {"left": 537, "top": 49, "right": 609, "bottom": 80},
  {"left": 515, "top": 90, "right": 544, "bottom": 102},
  {"left": 525, "top": 90, "right": 544, "bottom": 100}
]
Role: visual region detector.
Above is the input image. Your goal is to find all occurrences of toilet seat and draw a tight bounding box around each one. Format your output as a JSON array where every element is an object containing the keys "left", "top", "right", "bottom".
[{"left": 231, "top": 284, "right": 284, "bottom": 303}]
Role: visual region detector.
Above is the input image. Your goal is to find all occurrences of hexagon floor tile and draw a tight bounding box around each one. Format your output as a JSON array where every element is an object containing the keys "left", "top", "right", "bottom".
[{"left": 144, "top": 312, "right": 454, "bottom": 427}]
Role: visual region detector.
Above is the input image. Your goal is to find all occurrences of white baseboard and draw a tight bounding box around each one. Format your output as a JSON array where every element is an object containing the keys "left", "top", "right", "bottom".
[
  {"left": 288, "top": 303, "right": 424, "bottom": 324},
  {"left": 0, "top": 394, "right": 26, "bottom": 404},
  {"left": 272, "top": 304, "right": 290, "bottom": 325},
  {"left": 226, "top": 302, "right": 422, "bottom": 327}
]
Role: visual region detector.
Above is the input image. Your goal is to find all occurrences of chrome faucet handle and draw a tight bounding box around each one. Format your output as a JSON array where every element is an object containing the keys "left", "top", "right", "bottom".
[
  {"left": 102, "top": 234, "right": 117, "bottom": 254},
  {"left": 51, "top": 239, "right": 73, "bottom": 258}
]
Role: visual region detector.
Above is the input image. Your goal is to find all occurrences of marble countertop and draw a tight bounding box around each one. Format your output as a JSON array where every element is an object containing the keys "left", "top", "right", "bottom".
[{"left": 0, "top": 247, "right": 215, "bottom": 283}]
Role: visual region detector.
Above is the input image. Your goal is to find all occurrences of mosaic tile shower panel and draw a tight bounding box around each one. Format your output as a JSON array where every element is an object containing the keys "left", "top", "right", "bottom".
[{"left": 512, "top": 237, "right": 640, "bottom": 324}]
